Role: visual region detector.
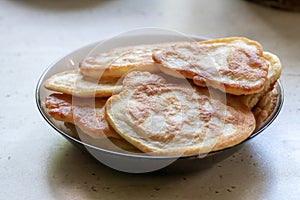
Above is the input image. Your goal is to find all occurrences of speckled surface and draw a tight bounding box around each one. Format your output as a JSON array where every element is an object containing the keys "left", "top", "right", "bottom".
[{"left": 0, "top": 0, "right": 300, "bottom": 199}]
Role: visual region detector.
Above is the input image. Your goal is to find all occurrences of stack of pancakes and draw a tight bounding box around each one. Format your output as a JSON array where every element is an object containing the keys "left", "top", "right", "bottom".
[{"left": 44, "top": 37, "right": 282, "bottom": 156}]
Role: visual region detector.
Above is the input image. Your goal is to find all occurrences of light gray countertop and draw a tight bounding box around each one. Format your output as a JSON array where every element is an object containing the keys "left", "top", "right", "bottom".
[{"left": 1, "top": 0, "right": 300, "bottom": 199}]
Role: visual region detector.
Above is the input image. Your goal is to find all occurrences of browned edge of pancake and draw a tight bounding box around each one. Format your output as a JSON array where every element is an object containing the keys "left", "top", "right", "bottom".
[
  {"left": 152, "top": 37, "right": 268, "bottom": 95},
  {"left": 44, "top": 93, "right": 121, "bottom": 139},
  {"left": 252, "top": 84, "right": 279, "bottom": 131}
]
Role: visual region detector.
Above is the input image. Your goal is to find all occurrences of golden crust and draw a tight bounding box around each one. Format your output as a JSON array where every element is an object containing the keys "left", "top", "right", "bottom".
[
  {"left": 64, "top": 122, "right": 141, "bottom": 153},
  {"left": 252, "top": 85, "right": 279, "bottom": 130},
  {"left": 239, "top": 51, "right": 282, "bottom": 108},
  {"left": 45, "top": 93, "right": 121, "bottom": 139},
  {"left": 106, "top": 71, "right": 256, "bottom": 156},
  {"left": 44, "top": 70, "right": 122, "bottom": 98},
  {"left": 79, "top": 43, "right": 172, "bottom": 79},
  {"left": 152, "top": 37, "right": 269, "bottom": 95}
]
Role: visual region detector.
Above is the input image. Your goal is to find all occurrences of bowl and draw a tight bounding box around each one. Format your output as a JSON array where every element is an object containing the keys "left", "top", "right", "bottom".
[{"left": 35, "top": 29, "right": 284, "bottom": 173}]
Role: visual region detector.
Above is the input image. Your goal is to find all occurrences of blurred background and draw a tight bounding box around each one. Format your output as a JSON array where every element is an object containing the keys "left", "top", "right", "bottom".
[{"left": 1, "top": 0, "right": 300, "bottom": 199}]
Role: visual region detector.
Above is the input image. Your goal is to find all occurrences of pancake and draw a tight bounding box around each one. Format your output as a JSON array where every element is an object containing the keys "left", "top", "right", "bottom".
[
  {"left": 44, "top": 70, "right": 122, "bottom": 98},
  {"left": 79, "top": 43, "right": 172, "bottom": 80},
  {"left": 106, "top": 71, "right": 256, "bottom": 156},
  {"left": 252, "top": 85, "right": 279, "bottom": 130},
  {"left": 152, "top": 37, "right": 269, "bottom": 95},
  {"left": 45, "top": 93, "right": 121, "bottom": 139},
  {"left": 239, "top": 51, "right": 282, "bottom": 108},
  {"left": 64, "top": 122, "right": 141, "bottom": 153}
]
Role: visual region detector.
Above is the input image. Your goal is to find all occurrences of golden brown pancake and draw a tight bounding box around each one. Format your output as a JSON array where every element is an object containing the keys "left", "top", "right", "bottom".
[
  {"left": 79, "top": 43, "right": 172, "bottom": 80},
  {"left": 152, "top": 37, "right": 269, "bottom": 95},
  {"left": 239, "top": 51, "right": 282, "bottom": 108},
  {"left": 64, "top": 122, "right": 141, "bottom": 153},
  {"left": 45, "top": 93, "right": 121, "bottom": 139},
  {"left": 106, "top": 71, "right": 256, "bottom": 156},
  {"left": 252, "top": 85, "right": 279, "bottom": 130},
  {"left": 44, "top": 70, "right": 122, "bottom": 98}
]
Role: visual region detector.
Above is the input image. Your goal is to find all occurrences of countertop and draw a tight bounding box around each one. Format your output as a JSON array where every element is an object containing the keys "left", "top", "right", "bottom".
[{"left": 1, "top": 0, "right": 300, "bottom": 199}]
